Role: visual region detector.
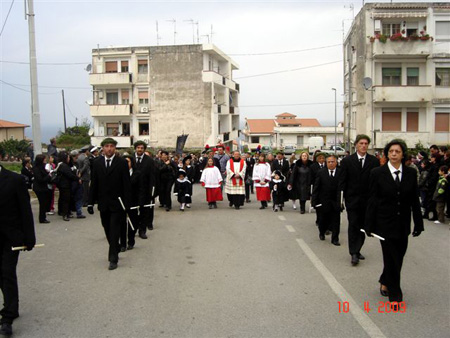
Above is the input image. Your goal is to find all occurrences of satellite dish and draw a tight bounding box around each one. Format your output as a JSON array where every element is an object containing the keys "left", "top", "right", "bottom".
[
  {"left": 85, "top": 64, "right": 92, "bottom": 72},
  {"left": 363, "top": 77, "right": 373, "bottom": 90},
  {"left": 88, "top": 128, "right": 94, "bottom": 136}
]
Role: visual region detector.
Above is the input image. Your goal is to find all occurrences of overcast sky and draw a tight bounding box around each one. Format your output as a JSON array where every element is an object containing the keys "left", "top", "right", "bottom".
[{"left": 0, "top": 0, "right": 434, "bottom": 142}]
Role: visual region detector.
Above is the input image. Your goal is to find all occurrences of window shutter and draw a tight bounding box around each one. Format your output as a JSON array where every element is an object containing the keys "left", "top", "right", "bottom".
[
  {"left": 435, "top": 113, "right": 450, "bottom": 132},
  {"left": 382, "top": 112, "right": 402, "bottom": 131},
  {"left": 105, "top": 61, "right": 118, "bottom": 73}
]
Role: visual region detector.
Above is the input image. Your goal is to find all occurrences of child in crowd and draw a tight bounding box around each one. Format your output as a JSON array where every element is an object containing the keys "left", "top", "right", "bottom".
[
  {"left": 200, "top": 158, "right": 223, "bottom": 209},
  {"left": 174, "top": 169, "right": 192, "bottom": 211},
  {"left": 252, "top": 153, "right": 272, "bottom": 209},
  {"left": 270, "top": 170, "right": 287, "bottom": 212},
  {"left": 433, "top": 165, "right": 448, "bottom": 224}
]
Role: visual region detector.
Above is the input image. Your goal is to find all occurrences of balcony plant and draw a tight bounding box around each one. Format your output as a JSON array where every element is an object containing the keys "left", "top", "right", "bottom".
[
  {"left": 390, "top": 32, "right": 404, "bottom": 41},
  {"left": 419, "top": 31, "right": 432, "bottom": 41},
  {"left": 409, "top": 32, "right": 419, "bottom": 41}
]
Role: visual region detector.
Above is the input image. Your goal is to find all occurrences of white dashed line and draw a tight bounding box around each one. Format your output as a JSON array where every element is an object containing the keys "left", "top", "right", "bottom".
[
  {"left": 285, "top": 225, "right": 296, "bottom": 233},
  {"left": 278, "top": 215, "right": 286, "bottom": 221},
  {"left": 296, "top": 238, "right": 386, "bottom": 338}
]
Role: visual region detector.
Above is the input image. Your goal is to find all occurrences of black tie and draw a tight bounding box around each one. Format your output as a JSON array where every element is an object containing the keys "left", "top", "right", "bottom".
[
  {"left": 330, "top": 170, "right": 334, "bottom": 178},
  {"left": 279, "top": 160, "right": 282, "bottom": 166},
  {"left": 359, "top": 158, "right": 364, "bottom": 168},
  {"left": 137, "top": 157, "right": 142, "bottom": 165},
  {"left": 394, "top": 170, "right": 400, "bottom": 187},
  {"left": 106, "top": 159, "right": 111, "bottom": 169}
]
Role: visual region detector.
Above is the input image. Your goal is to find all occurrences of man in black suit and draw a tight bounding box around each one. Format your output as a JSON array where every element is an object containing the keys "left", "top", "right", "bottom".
[
  {"left": 339, "top": 134, "right": 380, "bottom": 266},
  {"left": 0, "top": 166, "right": 36, "bottom": 336},
  {"left": 133, "top": 141, "right": 159, "bottom": 241},
  {"left": 87, "top": 138, "right": 131, "bottom": 270},
  {"left": 312, "top": 155, "right": 342, "bottom": 246},
  {"left": 271, "top": 151, "right": 290, "bottom": 178},
  {"left": 244, "top": 152, "right": 255, "bottom": 203},
  {"left": 310, "top": 152, "right": 326, "bottom": 226}
]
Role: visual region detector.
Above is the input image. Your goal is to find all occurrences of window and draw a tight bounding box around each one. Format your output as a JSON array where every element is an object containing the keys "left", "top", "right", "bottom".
[
  {"left": 138, "top": 91, "right": 149, "bottom": 105},
  {"left": 436, "top": 68, "right": 450, "bottom": 86},
  {"left": 382, "top": 23, "right": 401, "bottom": 36},
  {"left": 297, "top": 136, "right": 304, "bottom": 146},
  {"left": 106, "top": 92, "right": 118, "bottom": 105},
  {"left": 382, "top": 68, "right": 401, "bottom": 86},
  {"left": 121, "top": 61, "right": 129, "bottom": 73},
  {"left": 122, "top": 123, "right": 130, "bottom": 136},
  {"left": 138, "top": 60, "right": 148, "bottom": 74},
  {"left": 407, "top": 111, "right": 419, "bottom": 132},
  {"left": 435, "top": 113, "right": 450, "bottom": 132},
  {"left": 382, "top": 111, "right": 401, "bottom": 131},
  {"left": 121, "top": 90, "right": 129, "bottom": 105},
  {"left": 407, "top": 68, "right": 419, "bottom": 86},
  {"left": 105, "top": 61, "right": 117, "bottom": 73},
  {"left": 436, "top": 21, "right": 450, "bottom": 41},
  {"left": 106, "top": 123, "right": 119, "bottom": 136},
  {"left": 251, "top": 136, "right": 260, "bottom": 143},
  {"left": 139, "top": 122, "right": 149, "bottom": 135}
]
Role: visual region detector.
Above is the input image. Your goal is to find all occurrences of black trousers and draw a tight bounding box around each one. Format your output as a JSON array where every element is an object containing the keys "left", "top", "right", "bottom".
[
  {"left": 245, "top": 182, "right": 251, "bottom": 200},
  {"left": 99, "top": 210, "right": 126, "bottom": 264},
  {"left": 58, "top": 187, "right": 71, "bottom": 217},
  {"left": 159, "top": 180, "right": 174, "bottom": 209},
  {"left": 127, "top": 209, "right": 139, "bottom": 247},
  {"left": 35, "top": 190, "right": 51, "bottom": 222},
  {"left": 228, "top": 194, "right": 245, "bottom": 207},
  {"left": 379, "top": 237, "right": 408, "bottom": 302},
  {"left": 347, "top": 209, "right": 366, "bottom": 256},
  {"left": 139, "top": 206, "right": 154, "bottom": 234},
  {"left": 82, "top": 180, "right": 90, "bottom": 206},
  {"left": 318, "top": 208, "right": 340, "bottom": 242},
  {"left": 0, "top": 240, "right": 20, "bottom": 325}
]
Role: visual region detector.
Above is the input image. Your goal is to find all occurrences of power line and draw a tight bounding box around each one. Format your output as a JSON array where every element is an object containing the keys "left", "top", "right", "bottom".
[
  {"left": 0, "top": 80, "right": 90, "bottom": 90},
  {"left": 236, "top": 60, "right": 342, "bottom": 79},
  {"left": 0, "top": 0, "right": 15, "bottom": 37},
  {"left": 228, "top": 44, "right": 341, "bottom": 56},
  {"left": 0, "top": 60, "right": 88, "bottom": 65},
  {"left": 241, "top": 101, "right": 344, "bottom": 107},
  {"left": 0, "top": 79, "right": 64, "bottom": 95}
]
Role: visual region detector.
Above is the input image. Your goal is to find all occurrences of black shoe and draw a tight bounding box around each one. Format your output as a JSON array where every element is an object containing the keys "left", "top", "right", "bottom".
[
  {"left": 380, "top": 285, "right": 389, "bottom": 297},
  {"left": 280, "top": 207, "right": 283, "bottom": 211},
  {"left": 300, "top": 210, "right": 305, "bottom": 214},
  {"left": 40, "top": 219, "right": 51, "bottom": 224},
  {"left": 120, "top": 247, "right": 126, "bottom": 252},
  {"left": 68, "top": 214, "right": 74, "bottom": 218},
  {"left": 63, "top": 216, "right": 70, "bottom": 221},
  {"left": 422, "top": 214, "right": 429, "bottom": 219},
  {"left": 147, "top": 226, "right": 153, "bottom": 231},
  {"left": 209, "top": 204, "right": 213, "bottom": 209},
  {"left": 127, "top": 245, "right": 134, "bottom": 250},
  {"left": 358, "top": 253, "right": 365, "bottom": 260},
  {"left": 0, "top": 323, "right": 12, "bottom": 336},
  {"left": 229, "top": 202, "right": 233, "bottom": 207},
  {"left": 325, "top": 230, "right": 331, "bottom": 235},
  {"left": 166, "top": 208, "right": 171, "bottom": 212},
  {"left": 429, "top": 217, "right": 438, "bottom": 221},
  {"left": 77, "top": 215, "right": 86, "bottom": 219},
  {"left": 332, "top": 240, "right": 341, "bottom": 246},
  {"left": 213, "top": 203, "right": 217, "bottom": 209},
  {"left": 351, "top": 254, "right": 359, "bottom": 265},
  {"left": 235, "top": 205, "right": 240, "bottom": 210},
  {"left": 259, "top": 206, "right": 265, "bottom": 209},
  {"left": 108, "top": 262, "right": 118, "bottom": 270},
  {"left": 139, "top": 232, "right": 148, "bottom": 239},
  {"left": 245, "top": 199, "right": 250, "bottom": 203},
  {"left": 319, "top": 234, "right": 325, "bottom": 241}
]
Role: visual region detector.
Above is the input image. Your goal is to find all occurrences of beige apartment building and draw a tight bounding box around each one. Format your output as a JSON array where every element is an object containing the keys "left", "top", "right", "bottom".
[
  {"left": 344, "top": 2, "right": 450, "bottom": 149},
  {"left": 0, "top": 119, "right": 29, "bottom": 142},
  {"left": 89, "top": 44, "right": 240, "bottom": 149}
]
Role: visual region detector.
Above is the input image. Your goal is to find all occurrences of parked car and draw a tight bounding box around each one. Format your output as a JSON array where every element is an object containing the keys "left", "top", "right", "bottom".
[
  {"left": 282, "top": 145, "right": 296, "bottom": 155},
  {"left": 322, "top": 145, "right": 346, "bottom": 156}
]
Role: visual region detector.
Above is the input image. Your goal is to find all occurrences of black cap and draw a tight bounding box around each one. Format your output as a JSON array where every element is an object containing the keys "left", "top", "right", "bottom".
[{"left": 101, "top": 138, "right": 118, "bottom": 146}]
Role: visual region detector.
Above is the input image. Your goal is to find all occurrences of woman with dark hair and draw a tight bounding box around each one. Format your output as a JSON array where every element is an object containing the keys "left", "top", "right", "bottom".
[
  {"left": 57, "top": 151, "right": 80, "bottom": 221},
  {"left": 32, "top": 154, "right": 52, "bottom": 223},
  {"left": 365, "top": 139, "right": 423, "bottom": 308},
  {"left": 20, "top": 158, "right": 34, "bottom": 189},
  {"left": 288, "top": 151, "right": 312, "bottom": 214},
  {"left": 158, "top": 150, "right": 177, "bottom": 211},
  {"left": 418, "top": 160, "right": 431, "bottom": 211}
]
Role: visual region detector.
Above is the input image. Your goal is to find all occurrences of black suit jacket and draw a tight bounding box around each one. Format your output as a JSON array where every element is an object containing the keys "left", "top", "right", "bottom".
[
  {"left": 88, "top": 156, "right": 132, "bottom": 212},
  {"left": 136, "top": 154, "right": 159, "bottom": 202},
  {"left": 312, "top": 167, "right": 341, "bottom": 213},
  {"left": 271, "top": 158, "right": 290, "bottom": 178},
  {"left": 32, "top": 165, "right": 51, "bottom": 193},
  {"left": 310, "top": 162, "right": 326, "bottom": 185},
  {"left": 0, "top": 166, "right": 36, "bottom": 247},
  {"left": 339, "top": 153, "right": 380, "bottom": 210},
  {"left": 365, "top": 164, "right": 424, "bottom": 239}
]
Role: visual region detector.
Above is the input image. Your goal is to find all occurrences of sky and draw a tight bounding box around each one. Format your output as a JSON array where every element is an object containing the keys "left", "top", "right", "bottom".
[{"left": 0, "top": 0, "right": 435, "bottom": 142}]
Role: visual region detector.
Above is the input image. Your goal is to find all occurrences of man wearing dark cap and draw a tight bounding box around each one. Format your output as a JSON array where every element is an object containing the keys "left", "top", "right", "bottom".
[
  {"left": 133, "top": 140, "right": 158, "bottom": 242},
  {"left": 87, "top": 138, "right": 131, "bottom": 270}
]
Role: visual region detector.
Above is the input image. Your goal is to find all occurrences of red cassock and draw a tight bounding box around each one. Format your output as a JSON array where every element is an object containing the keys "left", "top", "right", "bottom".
[
  {"left": 206, "top": 187, "right": 223, "bottom": 202},
  {"left": 255, "top": 187, "right": 271, "bottom": 201}
]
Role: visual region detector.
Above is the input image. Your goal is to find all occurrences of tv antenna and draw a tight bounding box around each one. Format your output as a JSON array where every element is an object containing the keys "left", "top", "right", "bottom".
[
  {"left": 184, "top": 19, "right": 196, "bottom": 44},
  {"left": 344, "top": 3, "right": 355, "bottom": 19},
  {"left": 167, "top": 19, "right": 177, "bottom": 44},
  {"left": 201, "top": 34, "right": 210, "bottom": 43},
  {"left": 210, "top": 24, "right": 215, "bottom": 44},
  {"left": 156, "top": 21, "right": 162, "bottom": 46}
]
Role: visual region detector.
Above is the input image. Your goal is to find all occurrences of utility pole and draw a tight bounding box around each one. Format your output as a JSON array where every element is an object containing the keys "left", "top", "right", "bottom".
[
  {"left": 62, "top": 90, "right": 67, "bottom": 132},
  {"left": 26, "top": 0, "right": 42, "bottom": 157},
  {"left": 348, "top": 43, "right": 353, "bottom": 153},
  {"left": 332, "top": 88, "right": 337, "bottom": 153}
]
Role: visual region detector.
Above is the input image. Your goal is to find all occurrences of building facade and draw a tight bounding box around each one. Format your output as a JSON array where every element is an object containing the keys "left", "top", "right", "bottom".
[
  {"left": 0, "top": 119, "right": 29, "bottom": 142},
  {"left": 344, "top": 2, "right": 450, "bottom": 149},
  {"left": 89, "top": 44, "right": 240, "bottom": 149},
  {"left": 242, "top": 113, "right": 344, "bottom": 150}
]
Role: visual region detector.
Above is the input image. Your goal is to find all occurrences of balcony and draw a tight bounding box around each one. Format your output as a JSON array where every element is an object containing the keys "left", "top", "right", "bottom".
[
  {"left": 375, "top": 131, "right": 429, "bottom": 148},
  {"left": 230, "top": 106, "right": 240, "bottom": 115},
  {"left": 90, "top": 104, "right": 132, "bottom": 117},
  {"left": 215, "top": 104, "right": 229, "bottom": 114},
  {"left": 373, "top": 86, "right": 431, "bottom": 103},
  {"left": 372, "top": 40, "right": 432, "bottom": 59},
  {"left": 90, "top": 136, "right": 132, "bottom": 148},
  {"left": 89, "top": 73, "right": 132, "bottom": 86},
  {"left": 203, "top": 71, "right": 225, "bottom": 86}
]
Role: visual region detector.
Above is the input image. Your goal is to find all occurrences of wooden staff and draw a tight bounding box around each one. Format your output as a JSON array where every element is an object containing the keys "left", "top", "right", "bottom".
[
  {"left": 118, "top": 197, "right": 135, "bottom": 231},
  {"left": 12, "top": 244, "right": 45, "bottom": 251}
]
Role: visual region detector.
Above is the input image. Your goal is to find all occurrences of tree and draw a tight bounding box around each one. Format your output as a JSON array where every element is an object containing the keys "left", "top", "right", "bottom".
[
  {"left": 0, "top": 139, "right": 30, "bottom": 158},
  {"left": 56, "top": 119, "right": 91, "bottom": 150}
]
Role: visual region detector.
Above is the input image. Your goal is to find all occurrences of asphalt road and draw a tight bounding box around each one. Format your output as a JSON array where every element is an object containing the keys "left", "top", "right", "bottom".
[{"left": 11, "top": 185, "right": 450, "bottom": 338}]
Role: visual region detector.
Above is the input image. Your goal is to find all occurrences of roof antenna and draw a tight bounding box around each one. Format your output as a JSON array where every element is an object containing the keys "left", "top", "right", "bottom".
[
  {"left": 167, "top": 19, "right": 177, "bottom": 44},
  {"left": 156, "top": 21, "right": 161, "bottom": 46}
]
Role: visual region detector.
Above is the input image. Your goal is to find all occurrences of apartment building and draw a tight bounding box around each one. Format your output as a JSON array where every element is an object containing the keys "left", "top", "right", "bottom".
[
  {"left": 89, "top": 44, "right": 240, "bottom": 149},
  {"left": 343, "top": 2, "right": 450, "bottom": 149},
  {"left": 242, "top": 113, "right": 344, "bottom": 150}
]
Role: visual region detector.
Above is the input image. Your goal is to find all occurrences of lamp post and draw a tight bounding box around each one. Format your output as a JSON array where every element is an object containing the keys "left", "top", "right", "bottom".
[{"left": 332, "top": 88, "right": 337, "bottom": 154}]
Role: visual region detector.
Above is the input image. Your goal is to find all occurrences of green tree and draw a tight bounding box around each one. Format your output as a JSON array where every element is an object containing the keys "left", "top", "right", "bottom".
[
  {"left": 0, "top": 139, "right": 30, "bottom": 158},
  {"left": 56, "top": 119, "right": 91, "bottom": 150}
]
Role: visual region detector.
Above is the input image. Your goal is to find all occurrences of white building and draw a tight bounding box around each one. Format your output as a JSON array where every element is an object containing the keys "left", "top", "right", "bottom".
[
  {"left": 89, "top": 44, "right": 240, "bottom": 149},
  {"left": 242, "top": 113, "right": 344, "bottom": 150},
  {"left": 344, "top": 2, "right": 450, "bottom": 150}
]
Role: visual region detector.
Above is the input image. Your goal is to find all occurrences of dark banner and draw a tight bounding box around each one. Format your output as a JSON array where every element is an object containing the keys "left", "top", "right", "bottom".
[{"left": 175, "top": 134, "right": 189, "bottom": 155}]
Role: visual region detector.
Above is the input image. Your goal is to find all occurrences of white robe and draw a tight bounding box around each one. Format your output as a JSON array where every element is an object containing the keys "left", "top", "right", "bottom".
[
  {"left": 252, "top": 163, "right": 272, "bottom": 188},
  {"left": 200, "top": 166, "right": 223, "bottom": 188},
  {"left": 225, "top": 159, "right": 246, "bottom": 195}
]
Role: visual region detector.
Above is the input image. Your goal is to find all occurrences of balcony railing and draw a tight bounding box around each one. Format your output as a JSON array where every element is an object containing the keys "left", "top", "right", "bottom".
[
  {"left": 90, "top": 104, "right": 132, "bottom": 117},
  {"left": 90, "top": 136, "right": 132, "bottom": 148},
  {"left": 373, "top": 86, "right": 431, "bottom": 102},
  {"left": 89, "top": 72, "right": 132, "bottom": 86},
  {"left": 372, "top": 39, "right": 432, "bottom": 58},
  {"left": 375, "top": 131, "right": 429, "bottom": 148}
]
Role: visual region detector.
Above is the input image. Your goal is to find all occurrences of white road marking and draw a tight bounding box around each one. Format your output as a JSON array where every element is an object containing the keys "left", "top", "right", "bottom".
[
  {"left": 285, "top": 225, "right": 296, "bottom": 233},
  {"left": 296, "top": 238, "right": 386, "bottom": 338},
  {"left": 278, "top": 215, "right": 286, "bottom": 221}
]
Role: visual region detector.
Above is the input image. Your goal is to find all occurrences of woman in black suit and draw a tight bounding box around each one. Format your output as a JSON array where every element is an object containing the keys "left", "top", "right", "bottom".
[
  {"left": 365, "top": 139, "right": 424, "bottom": 306},
  {"left": 288, "top": 151, "right": 312, "bottom": 214},
  {"left": 32, "top": 154, "right": 52, "bottom": 223},
  {"left": 57, "top": 151, "right": 80, "bottom": 221}
]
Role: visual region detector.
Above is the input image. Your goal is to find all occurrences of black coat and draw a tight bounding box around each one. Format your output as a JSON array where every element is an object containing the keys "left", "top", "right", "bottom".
[
  {"left": 271, "top": 158, "right": 290, "bottom": 178},
  {"left": 245, "top": 157, "right": 255, "bottom": 181},
  {"left": 310, "top": 162, "right": 326, "bottom": 186},
  {"left": 129, "top": 169, "right": 146, "bottom": 208},
  {"left": 136, "top": 154, "right": 159, "bottom": 202},
  {"left": 289, "top": 160, "right": 313, "bottom": 200},
  {"left": 0, "top": 166, "right": 36, "bottom": 247},
  {"left": 88, "top": 156, "right": 132, "bottom": 212},
  {"left": 32, "top": 165, "right": 51, "bottom": 193},
  {"left": 159, "top": 160, "right": 177, "bottom": 182},
  {"left": 21, "top": 167, "right": 34, "bottom": 189},
  {"left": 338, "top": 153, "right": 380, "bottom": 211},
  {"left": 57, "top": 162, "right": 79, "bottom": 189},
  {"left": 365, "top": 164, "right": 424, "bottom": 239},
  {"left": 312, "top": 168, "right": 341, "bottom": 213},
  {"left": 270, "top": 179, "right": 288, "bottom": 204}
]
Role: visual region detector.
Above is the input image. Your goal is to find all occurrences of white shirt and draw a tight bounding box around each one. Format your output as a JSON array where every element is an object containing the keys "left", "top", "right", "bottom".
[
  {"left": 200, "top": 166, "right": 223, "bottom": 188},
  {"left": 135, "top": 155, "right": 144, "bottom": 163},
  {"left": 357, "top": 153, "right": 366, "bottom": 167},
  {"left": 104, "top": 154, "right": 115, "bottom": 167},
  {"left": 329, "top": 169, "right": 335, "bottom": 177},
  {"left": 387, "top": 161, "right": 402, "bottom": 182}
]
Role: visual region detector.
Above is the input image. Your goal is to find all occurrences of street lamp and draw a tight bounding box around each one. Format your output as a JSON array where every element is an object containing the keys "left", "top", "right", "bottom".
[{"left": 331, "top": 88, "right": 337, "bottom": 154}]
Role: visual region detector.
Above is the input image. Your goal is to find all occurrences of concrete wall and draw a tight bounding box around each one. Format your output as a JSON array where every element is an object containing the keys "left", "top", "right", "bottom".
[{"left": 0, "top": 128, "right": 25, "bottom": 142}]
